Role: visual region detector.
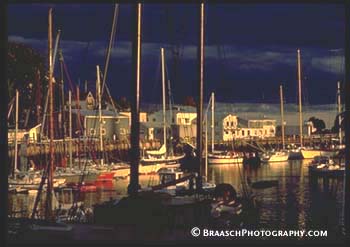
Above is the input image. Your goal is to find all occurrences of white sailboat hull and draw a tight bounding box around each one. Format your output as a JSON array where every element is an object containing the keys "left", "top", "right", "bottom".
[
  {"left": 208, "top": 154, "right": 243, "bottom": 164},
  {"left": 261, "top": 152, "right": 289, "bottom": 162},
  {"left": 112, "top": 162, "right": 181, "bottom": 178},
  {"left": 301, "top": 149, "right": 336, "bottom": 159},
  {"left": 140, "top": 154, "right": 185, "bottom": 166}
]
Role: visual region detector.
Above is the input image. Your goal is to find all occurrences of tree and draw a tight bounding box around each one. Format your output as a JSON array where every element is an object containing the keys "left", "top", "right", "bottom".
[
  {"left": 8, "top": 42, "right": 47, "bottom": 128},
  {"left": 331, "top": 113, "right": 344, "bottom": 134},
  {"left": 183, "top": 96, "right": 196, "bottom": 107},
  {"left": 308, "top": 117, "right": 326, "bottom": 133},
  {"left": 116, "top": 96, "right": 131, "bottom": 111}
]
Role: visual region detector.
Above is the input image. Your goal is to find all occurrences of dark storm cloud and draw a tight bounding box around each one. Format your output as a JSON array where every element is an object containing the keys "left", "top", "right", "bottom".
[{"left": 7, "top": 3, "right": 345, "bottom": 104}]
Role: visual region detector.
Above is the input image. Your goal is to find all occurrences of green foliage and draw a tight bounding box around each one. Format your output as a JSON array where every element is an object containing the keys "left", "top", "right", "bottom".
[
  {"left": 308, "top": 116, "right": 326, "bottom": 134},
  {"left": 7, "top": 42, "right": 47, "bottom": 127},
  {"left": 331, "top": 114, "right": 344, "bottom": 133},
  {"left": 116, "top": 96, "right": 131, "bottom": 111},
  {"left": 183, "top": 96, "right": 196, "bottom": 107}
]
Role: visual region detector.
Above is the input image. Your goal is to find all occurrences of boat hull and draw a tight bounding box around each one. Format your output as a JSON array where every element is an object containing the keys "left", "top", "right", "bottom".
[
  {"left": 287, "top": 150, "right": 303, "bottom": 160},
  {"left": 301, "top": 150, "right": 336, "bottom": 159},
  {"left": 208, "top": 157, "right": 243, "bottom": 164},
  {"left": 140, "top": 155, "right": 185, "bottom": 166},
  {"left": 112, "top": 163, "right": 181, "bottom": 178},
  {"left": 261, "top": 153, "right": 289, "bottom": 163}
]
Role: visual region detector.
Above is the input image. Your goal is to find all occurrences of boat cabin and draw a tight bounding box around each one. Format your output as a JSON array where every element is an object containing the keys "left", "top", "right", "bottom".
[
  {"left": 311, "top": 155, "right": 332, "bottom": 165},
  {"left": 158, "top": 168, "right": 184, "bottom": 185}
]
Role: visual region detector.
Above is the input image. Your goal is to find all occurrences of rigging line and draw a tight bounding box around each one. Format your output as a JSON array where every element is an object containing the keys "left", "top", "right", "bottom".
[
  {"left": 99, "top": 71, "right": 119, "bottom": 114},
  {"left": 101, "top": 4, "right": 119, "bottom": 98},
  {"left": 61, "top": 58, "right": 84, "bottom": 133},
  {"left": 150, "top": 51, "right": 161, "bottom": 103}
]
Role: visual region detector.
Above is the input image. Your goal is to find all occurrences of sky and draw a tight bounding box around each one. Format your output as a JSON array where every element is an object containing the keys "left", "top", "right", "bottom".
[{"left": 7, "top": 3, "right": 346, "bottom": 105}]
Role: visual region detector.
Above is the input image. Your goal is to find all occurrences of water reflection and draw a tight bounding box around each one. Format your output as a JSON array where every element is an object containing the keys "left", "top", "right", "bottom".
[{"left": 8, "top": 160, "right": 343, "bottom": 236}]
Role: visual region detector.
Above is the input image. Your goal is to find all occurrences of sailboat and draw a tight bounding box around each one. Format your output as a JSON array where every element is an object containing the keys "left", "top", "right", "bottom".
[
  {"left": 206, "top": 92, "right": 244, "bottom": 164},
  {"left": 261, "top": 150, "right": 289, "bottom": 163},
  {"left": 140, "top": 48, "right": 185, "bottom": 166},
  {"left": 261, "top": 85, "right": 289, "bottom": 163},
  {"left": 298, "top": 50, "right": 336, "bottom": 159},
  {"left": 8, "top": 9, "right": 73, "bottom": 239}
]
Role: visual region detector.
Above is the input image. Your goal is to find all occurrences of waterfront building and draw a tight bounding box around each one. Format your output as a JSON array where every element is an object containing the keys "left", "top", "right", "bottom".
[
  {"left": 212, "top": 113, "right": 276, "bottom": 141},
  {"left": 145, "top": 105, "right": 197, "bottom": 143},
  {"left": 70, "top": 91, "right": 130, "bottom": 141}
]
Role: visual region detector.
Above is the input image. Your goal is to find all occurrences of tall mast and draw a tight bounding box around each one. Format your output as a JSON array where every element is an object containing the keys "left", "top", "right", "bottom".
[
  {"left": 297, "top": 49, "right": 303, "bottom": 147},
  {"left": 97, "top": 65, "right": 104, "bottom": 166},
  {"left": 280, "top": 85, "right": 285, "bottom": 150},
  {"left": 205, "top": 113, "right": 208, "bottom": 180},
  {"left": 40, "top": 30, "right": 60, "bottom": 140},
  {"left": 13, "top": 90, "right": 19, "bottom": 176},
  {"left": 337, "top": 81, "right": 342, "bottom": 146},
  {"left": 211, "top": 92, "right": 215, "bottom": 152},
  {"left": 68, "top": 90, "right": 72, "bottom": 169},
  {"left": 196, "top": 2, "right": 205, "bottom": 177},
  {"left": 127, "top": 3, "right": 142, "bottom": 196},
  {"left": 45, "top": 7, "right": 54, "bottom": 220},
  {"left": 58, "top": 49, "right": 66, "bottom": 139},
  {"left": 161, "top": 48, "right": 167, "bottom": 157}
]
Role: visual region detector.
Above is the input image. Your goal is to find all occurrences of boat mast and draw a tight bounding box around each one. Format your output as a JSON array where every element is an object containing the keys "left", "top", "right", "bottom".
[
  {"left": 196, "top": 2, "right": 205, "bottom": 177},
  {"left": 297, "top": 49, "right": 303, "bottom": 148},
  {"left": 161, "top": 48, "right": 167, "bottom": 158},
  {"left": 211, "top": 92, "right": 215, "bottom": 153},
  {"left": 97, "top": 65, "right": 104, "bottom": 166},
  {"left": 45, "top": 7, "right": 54, "bottom": 220},
  {"left": 13, "top": 90, "right": 19, "bottom": 177},
  {"left": 40, "top": 30, "right": 61, "bottom": 140},
  {"left": 69, "top": 90, "right": 73, "bottom": 169},
  {"left": 127, "top": 3, "right": 142, "bottom": 196},
  {"left": 280, "top": 85, "right": 285, "bottom": 150},
  {"left": 205, "top": 112, "right": 208, "bottom": 180},
  {"left": 58, "top": 48, "right": 66, "bottom": 139},
  {"left": 337, "top": 81, "right": 342, "bottom": 146}
]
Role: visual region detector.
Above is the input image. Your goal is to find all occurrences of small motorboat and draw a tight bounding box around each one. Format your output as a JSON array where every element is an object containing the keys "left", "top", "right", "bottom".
[
  {"left": 96, "top": 172, "right": 115, "bottom": 181},
  {"left": 65, "top": 182, "right": 97, "bottom": 193}
]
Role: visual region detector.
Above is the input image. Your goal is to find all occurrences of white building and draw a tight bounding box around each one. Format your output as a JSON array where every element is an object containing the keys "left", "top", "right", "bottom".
[
  {"left": 145, "top": 105, "right": 197, "bottom": 142},
  {"left": 213, "top": 114, "right": 276, "bottom": 141}
]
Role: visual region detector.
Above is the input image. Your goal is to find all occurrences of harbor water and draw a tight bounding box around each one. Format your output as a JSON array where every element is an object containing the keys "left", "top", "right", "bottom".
[{"left": 8, "top": 159, "right": 344, "bottom": 238}]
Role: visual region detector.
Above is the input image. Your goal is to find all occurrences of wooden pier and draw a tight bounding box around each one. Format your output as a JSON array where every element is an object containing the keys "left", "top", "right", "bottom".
[{"left": 8, "top": 139, "right": 161, "bottom": 158}]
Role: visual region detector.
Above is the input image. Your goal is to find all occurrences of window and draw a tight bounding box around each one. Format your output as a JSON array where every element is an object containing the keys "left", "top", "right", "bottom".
[
  {"left": 242, "top": 130, "right": 245, "bottom": 136},
  {"left": 153, "top": 118, "right": 156, "bottom": 122},
  {"left": 226, "top": 121, "right": 229, "bottom": 126},
  {"left": 101, "top": 128, "right": 106, "bottom": 136},
  {"left": 90, "top": 128, "right": 96, "bottom": 136},
  {"left": 247, "top": 130, "right": 250, "bottom": 136},
  {"left": 185, "top": 118, "right": 190, "bottom": 124},
  {"left": 231, "top": 121, "right": 233, "bottom": 126}
]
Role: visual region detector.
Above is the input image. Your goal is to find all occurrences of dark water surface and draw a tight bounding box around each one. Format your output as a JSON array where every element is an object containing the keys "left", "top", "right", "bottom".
[{"left": 8, "top": 160, "right": 345, "bottom": 238}]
